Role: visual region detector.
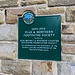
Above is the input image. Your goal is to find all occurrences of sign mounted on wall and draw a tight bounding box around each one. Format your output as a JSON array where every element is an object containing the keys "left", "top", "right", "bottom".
[{"left": 18, "top": 11, "right": 61, "bottom": 61}]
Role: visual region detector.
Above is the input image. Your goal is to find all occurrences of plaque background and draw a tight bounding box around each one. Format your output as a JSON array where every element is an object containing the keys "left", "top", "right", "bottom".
[{"left": 18, "top": 15, "right": 61, "bottom": 61}]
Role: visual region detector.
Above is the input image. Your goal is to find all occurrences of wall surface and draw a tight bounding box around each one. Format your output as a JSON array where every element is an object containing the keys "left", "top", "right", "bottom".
[{"left": 0, "top": 0, "right": 75, "bottom": 75}]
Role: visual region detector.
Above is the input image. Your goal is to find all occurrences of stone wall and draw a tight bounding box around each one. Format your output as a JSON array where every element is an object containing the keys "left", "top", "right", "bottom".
[{"left": 0, "top": 0, "right": 75, "bottom": 75}]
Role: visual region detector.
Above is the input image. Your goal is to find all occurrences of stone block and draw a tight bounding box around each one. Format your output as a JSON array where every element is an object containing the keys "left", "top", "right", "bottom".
[
  {"left": 38, "top": 8, "right": 65, "bottom": 15},
  {"left": 0, "top": 42, "right": 17, "bottom": 60},
  {"left": 57, "top": 62, "right": 75, "bottom": 75},
  {"left": 66, "top": 7, "right": 75, "bottom": 22},
  {"left": 0, "top": 0, "right": 19, "bottom": 8},
  {"left": 33, "top": 61, "right": 53, "bottom": 75},
  {"left": 1, "top": 60, "right": 31, "bottom": 75},
  {"left": 62, "top": 44, "right": 75, "bottom": 54},
  {"left": 0, "top": 11, "right": 4, "bottom": 24},
  {"left": 48, "top": 0, "right": 75, "bottom": 6},
  {"left": 62, "top": 54, "right": 75, "bottom": 61},
  {"left": 62, "top": 25, "right": 74, "bottom": 34},
  {"left": 6, "top": 7, "right": 36, "bottom": 24},
  {"left": 0, "top": 25, "right": 18, "bottom": 41},
  {"left": 21, "top": 0, "right": 47, "bottom": 6},
  {"left": 62, "top": 35, "right": 75, "bottom": 44}
]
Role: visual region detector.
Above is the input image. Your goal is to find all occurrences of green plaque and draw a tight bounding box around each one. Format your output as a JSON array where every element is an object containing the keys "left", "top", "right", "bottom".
[{"left": 18, "top": 11, "right": 61, "bottom": 61}]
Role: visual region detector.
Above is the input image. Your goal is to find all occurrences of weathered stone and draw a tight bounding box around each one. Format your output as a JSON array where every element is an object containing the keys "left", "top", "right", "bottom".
[
  {"left": 1, "top": 60, "right": 31, "bottom": 74},
  {"left": 38, "top": 8, "right": 65, "bottom": 15},
  {"left": 0, "top": 52, "right": 16, "bottom": 60},
  {"left": 0, "top": 0, "right": 19, "bottom": 8},
  {"left": 22, "top": 4, "right": 47, "bottom": 10},
  {"left": 0, "top": 11, "right": 4, "bottom": 24},
  {"left": 38, "top": 8, "right": 65, "bottom": 23},
  {"left": 62, "top": 54, "right": 75, "bottom": 61},
  {"left": 52, "top": 62, "right": 57, "bottom": 75},
  {"left": 6, "top": 7, "right": 36, "bottom": 24},
  {"left": 73, "top": 25, "right": 75, "bottom": 33},
  {"left": 62, "top": 25, "right": 74, "bottom": 34},
  {"left": 0, "top": 60, "right": 1, "bottom": 73},
  {"left": 0, "top": 43, "right": 16, "bottom": 53},
  {"left": 57, "top": 62, "right": 75, "bottom": 75},
  {"left": 62, "top": 44, "right": 75, "bottom": 54},
  {"left": 33, "top": 61, "right": 53, "bottom": 75},
  {"left": 62, "top": 15, "right": 65, "bottom": 23},
  {"left": 0, "top": 25, "right": 18, "bottom": 41},
  {"left": 0, "top": 74, "right": 12, "bottom": 75},
  {"left": 35, "top": 4, "right": 47, "bottom": 9},
  {"left": 0, "top": 8, "right": 4, "bottom": 11},
  {"left": 66, "top": 7, "right": 75, "bottom": 22},
  {"left": 0, "top": 42, "right": 17, "bottom": 60},
  {"left": 48, "top": 0, "right": 75, "bottom": 6},
  {"left": 62, "top": 35, "right": 75, "bottom": 44},
  {"left": 21, "top": 0, "right": 47, "bottom": 6},
  {"left": 12, "top": 74, "right": 25, "bottom": 75}
]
